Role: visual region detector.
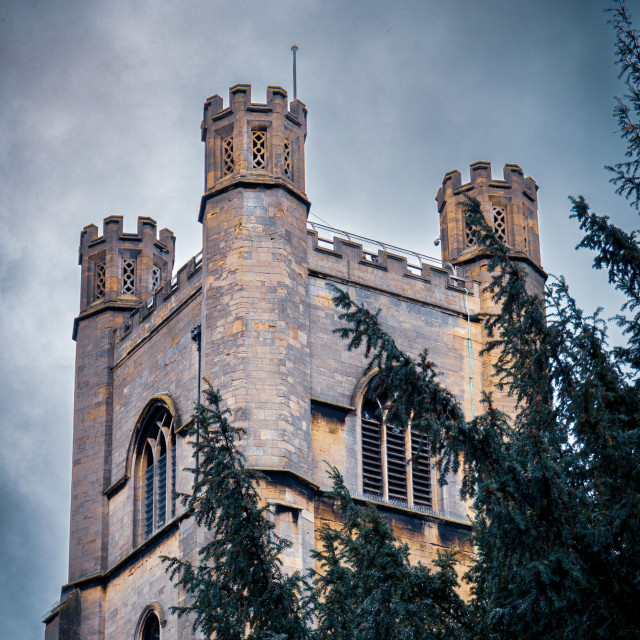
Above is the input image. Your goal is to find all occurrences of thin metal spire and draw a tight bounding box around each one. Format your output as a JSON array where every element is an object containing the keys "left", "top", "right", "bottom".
[{"left": 291, "top": 45, "right": 298, "bottom": 100}]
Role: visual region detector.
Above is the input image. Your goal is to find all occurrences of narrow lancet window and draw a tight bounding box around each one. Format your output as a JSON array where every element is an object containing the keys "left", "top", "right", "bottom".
[
  {"left": 122, "top": 258, "right": 136, "bottom": 295},
  {"left": 492, "top": 205, "right": 507, "bottom": 243},
  {"left": 151, "top": 265, "right": 160, "bottom": 292},
  {"left": 252, "top": 130, "right": 266, "bottom": 169},
  {"left": 223, "top": 135, "right": 234, "bottom": 176},
  {"left": 284, "top": 140, "right": 292, "bottom": 178},
  {"left": 95, "top": 262, "right": 106, "bottom": 299}
]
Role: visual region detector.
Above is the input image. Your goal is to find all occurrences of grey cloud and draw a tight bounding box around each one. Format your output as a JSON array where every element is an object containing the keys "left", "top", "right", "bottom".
[{"left": 1, "top": 0, "right": 638, "bottom": 637}]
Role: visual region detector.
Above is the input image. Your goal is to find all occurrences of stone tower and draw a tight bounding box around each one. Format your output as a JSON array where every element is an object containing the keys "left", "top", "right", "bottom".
[
  {"left": 436, "top": 161, "right": 545, "bottom": 415},
  {"left": 436, "top": 160, "right": 543, "bottom": 289},
  {"left": 61, "top": 217, "right": 175, "bottom": 636},
  {"left": 45, "top": 84, "right": 545, "bottom": 640},
  {"left": 72, "top": 216, "right": 175, "bottom": 578},
  {"left": 199, "top": 84, "right": 312, "bottom": 476}
]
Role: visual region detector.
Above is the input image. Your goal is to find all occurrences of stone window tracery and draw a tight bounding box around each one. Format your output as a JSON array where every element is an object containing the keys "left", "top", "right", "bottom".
[
  {"left": 95, "top": 262, "right": 106, "bottom": 299},
  {"left": 492, "top": 205, "right": 507, "bottom": 243},
  {"left": 151, "top": 265, "right": 161, "bottom": 292},
  {"left": 136, "top": 404, "right": 177, "bottom": 541},
  {"left": 222, "top": 135, "right": 234, "bottom": 176},
  {"left": 464, "top": 209, "right": 477, "bottom": 248},
  {"left": 252, "top": 130, "right": 266, "bottom": 170},
  {"left": 360, "top": 383, "right": 431, "bottom": 507},
  {"left": 284, "top": 140, "right": 292, "bottom": 178},
  {"left": 122, "top": 258, "right": 136, "bottom": 295}
]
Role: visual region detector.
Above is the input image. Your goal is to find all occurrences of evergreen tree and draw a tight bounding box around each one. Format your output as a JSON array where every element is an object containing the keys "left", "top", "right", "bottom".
[
  {"left": 310, "top": 465, "right": 469, "bottom": 640},
  {"left": 162, "top": 386, "right": 309, "bottom": 640},
  {"left": 164, "top": 5, "right": 640, "bottom": 639},
  {"left": 328, "top": 6, "right": 640, "bottom": 634},
  {"left": 330, "top": 188, "right": 640, "bottom": 638}
]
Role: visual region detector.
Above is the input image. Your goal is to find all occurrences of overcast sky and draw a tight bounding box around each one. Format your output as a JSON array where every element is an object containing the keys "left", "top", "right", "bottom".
[{"left": 1, "top": 1, "right": 638, "bottom": 637}]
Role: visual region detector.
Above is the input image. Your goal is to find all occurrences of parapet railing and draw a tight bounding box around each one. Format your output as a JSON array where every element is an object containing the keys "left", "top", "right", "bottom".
[
  {"left": 306, "top": 220, "right": 462, "bottom": 280},
  {"left": 42, "top": 586, "right": 76, "bottom": 623}
]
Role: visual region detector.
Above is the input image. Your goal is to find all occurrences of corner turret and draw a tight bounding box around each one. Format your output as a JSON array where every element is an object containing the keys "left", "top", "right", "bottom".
[
  {"left": 76, "top": 216, "right": 175, "bottom": 331},
  {"left": 436, "top": 161, "right": 541, "bottom": 269},
  {"left": 199, "top": 84, "right": 308, "bottom": 221},
  {"left": 68, "top": 214, "right": 175, "bottom": 584},
  {"left": 198, "top": 83, "right": 312, "bottom": 478}
]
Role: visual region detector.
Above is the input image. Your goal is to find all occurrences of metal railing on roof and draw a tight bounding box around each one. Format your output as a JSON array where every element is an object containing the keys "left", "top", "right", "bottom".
[{"left": 306, "top": 220, "right": 461, "bottom": 277}]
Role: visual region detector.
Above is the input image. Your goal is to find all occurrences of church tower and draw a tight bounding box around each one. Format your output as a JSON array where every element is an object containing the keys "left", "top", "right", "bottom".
[{"left": 45, "top": 83, "right": 546, "bottom": 640}]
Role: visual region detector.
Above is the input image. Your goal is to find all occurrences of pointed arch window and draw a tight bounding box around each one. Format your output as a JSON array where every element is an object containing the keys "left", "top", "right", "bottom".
[
  {"left": 360, "top": 383, "right": 432, "bottom": 508},
  {"left": 139, "top": 612, "right": 160, "bottom": 640},
  {"left": 136, "top": 603, "right": 166, "bottom": 640},
  {"left": 136, "top": 404, "right": 177, "bottom": 540}
]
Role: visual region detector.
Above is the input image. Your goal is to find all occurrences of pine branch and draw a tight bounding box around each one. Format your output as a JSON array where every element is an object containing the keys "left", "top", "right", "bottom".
[
  {"left": 162, "top": 385, "right": 310, "bottom": 640},
  {"left": 310, "top": 465, "right": 471, "bottom": 640},
  {"left": 607, "top": 0, "right": 640, "bottom": 208}
]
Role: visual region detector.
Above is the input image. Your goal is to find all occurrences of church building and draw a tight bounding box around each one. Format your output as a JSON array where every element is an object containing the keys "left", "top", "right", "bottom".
[{"left": 44, "top": 83, "right": 545, "bottom": 639}]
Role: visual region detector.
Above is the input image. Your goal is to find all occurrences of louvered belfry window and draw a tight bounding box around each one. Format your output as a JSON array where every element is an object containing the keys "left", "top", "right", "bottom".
[
  {"left": 139, "top": 405, "right": 177, "bottom": 541},
  {"left": 361, "top": 384, "right": 432, "bottom": 508},
  {"left": 156, "top": 446, "right": 167, "bottom": 529},
  {"left": 362, "top": 399, "right": 383, "bottom": 495},
  {"left": 411, "top": 430, "right": 432, "bottom": 506},
  {"left": 144, "top": 448, "right": 155, "bottom": 539}
]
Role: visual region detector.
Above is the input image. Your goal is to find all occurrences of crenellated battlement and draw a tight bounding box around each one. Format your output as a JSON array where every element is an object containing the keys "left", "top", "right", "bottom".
[
  {"left": 202, "top": 84, "right": 308, "bottom": 127},
  {"left": 79, "top": 215, "right": 175, "bottom": 258},
  {"left": 436, "top": 161, "right": 542, "bottom": 267},
  {"left": 115, "top": 250, "right": 202, "bottom": 347},
  {"left": 306, "top": 222, "right": 476, "bottom": 315},
  {"left": 200, "top": 84, "right": 309, "bottom": 211},
  {"left": 436, "top": 162, "right": 538, "bottom": 212},
  {"left": 76, "top": 215, "right": 176, "bottom": 320}
]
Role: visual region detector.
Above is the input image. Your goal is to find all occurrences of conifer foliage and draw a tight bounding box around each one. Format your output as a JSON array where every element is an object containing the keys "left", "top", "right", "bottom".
[
  {"left": 328, "top": 4, "right": 640, "bottom": 635},
  {"left": 330, "top": 195, "right": 640, "bottom": 639},
  {"left": 310, "top": 465, "right": 469, "bottom": 640},
  {"left": 162, "top": 386, "right": 309, "bottom": 640}
]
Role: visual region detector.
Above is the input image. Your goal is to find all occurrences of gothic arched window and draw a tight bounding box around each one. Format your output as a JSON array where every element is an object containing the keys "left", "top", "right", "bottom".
[
  {"left": 135, "top": 603, "right": 166, "bottom": 640},
  {"left": 140, "top": 613, "right": 160, "bottom": 640},
  {"left": 135, "top": 403, "right": 177, "bottom": 541},
  {"left": 361, "top": 384, "right": 432, "bottom": 508}
]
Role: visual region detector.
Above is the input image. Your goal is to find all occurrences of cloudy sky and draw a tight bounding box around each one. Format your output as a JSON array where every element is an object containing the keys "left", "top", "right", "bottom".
[{"left": 1, "top": 0, "right": 638, "bottom": 637}]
